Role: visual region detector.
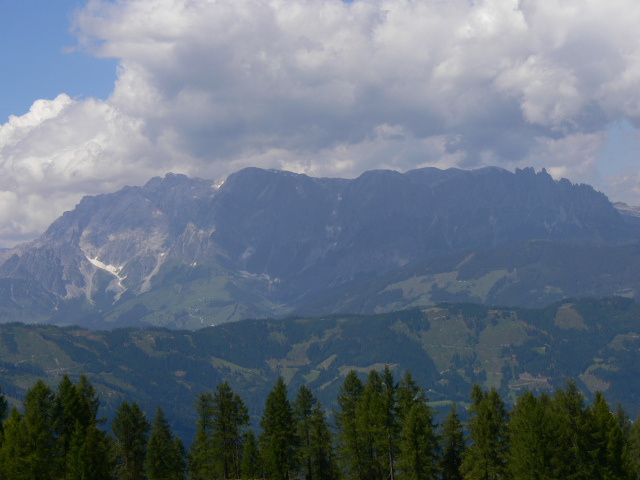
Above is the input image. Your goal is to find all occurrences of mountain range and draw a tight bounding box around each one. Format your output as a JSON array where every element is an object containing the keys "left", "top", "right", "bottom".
[{"left": 0, "top": 165, "right": 639, "bottom": 329}]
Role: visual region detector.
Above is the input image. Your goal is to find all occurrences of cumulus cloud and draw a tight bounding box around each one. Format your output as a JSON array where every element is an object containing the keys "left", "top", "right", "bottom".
[
  {"left": 3, "top": 0, "right": 640, "bottom": 245},
  {"left": 72, "top": 0, "right": 640, "bottom": 169},
  {"left": 0, "top": 94, "right": 196, "bottom": 245}
]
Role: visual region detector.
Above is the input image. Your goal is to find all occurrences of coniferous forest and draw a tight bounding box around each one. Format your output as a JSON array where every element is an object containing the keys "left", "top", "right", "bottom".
[{"left": 1, "top": 368, "right": 640, "bottom": 480}]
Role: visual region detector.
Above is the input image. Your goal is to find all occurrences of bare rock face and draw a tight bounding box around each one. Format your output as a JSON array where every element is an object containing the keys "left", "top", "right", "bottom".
[
  {"left": 614, "top": 201, "right": 640, "bottom": 220},
  {"left": 0, "top": 166, "right": 636, "bottom": 328},
  {"left": 0, "top": 174, "right": 215, "bottom": 302}
]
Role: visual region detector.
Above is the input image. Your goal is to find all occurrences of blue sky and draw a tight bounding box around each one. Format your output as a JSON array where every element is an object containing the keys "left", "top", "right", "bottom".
[
  {"left": 1, "top": 0, "right": 640, "bottom": 246},
  {"left": 0, "top": 1, "right": 115, "bottom": 121}
]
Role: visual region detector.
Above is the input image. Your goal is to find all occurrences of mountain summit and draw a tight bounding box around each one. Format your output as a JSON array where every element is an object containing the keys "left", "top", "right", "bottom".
[{"left": 0, "top": 166, "right": 637, "bottom": 328}]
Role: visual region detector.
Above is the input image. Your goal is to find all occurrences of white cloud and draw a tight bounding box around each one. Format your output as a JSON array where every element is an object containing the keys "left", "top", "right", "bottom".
[
  {"left": 3, "top": 0, "right": 640, "bottom": 245},
  {"left": 0, "top": 94, "right": 195, "bottom": 246},
  {"left": 73, "top": 0, "right": 640, "bottom": 159},
  {"left": 525, "top": 132, "right": 608, "bottom": 184}
]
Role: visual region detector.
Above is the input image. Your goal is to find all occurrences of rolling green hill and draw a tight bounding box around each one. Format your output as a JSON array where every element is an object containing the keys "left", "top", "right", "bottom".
[{"left": 1, "top": 297, "right": 639, "bottom": 441}]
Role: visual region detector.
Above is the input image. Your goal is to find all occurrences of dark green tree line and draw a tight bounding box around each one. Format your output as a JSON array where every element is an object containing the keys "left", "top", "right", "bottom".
[
  {"left": 1, "top": 371, "right": 640, "bottom": 480},
  {"left": 0, "top": 377, "right": 114, "bottom": 480}
]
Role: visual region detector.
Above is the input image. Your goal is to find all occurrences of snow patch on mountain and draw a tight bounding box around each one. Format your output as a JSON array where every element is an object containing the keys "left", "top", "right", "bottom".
[
  {"left": 87, "top": 257, "right": 123, "bottom": 277},
  {"left": 87, "top": 256, "right": 127, "bottom": 301}
]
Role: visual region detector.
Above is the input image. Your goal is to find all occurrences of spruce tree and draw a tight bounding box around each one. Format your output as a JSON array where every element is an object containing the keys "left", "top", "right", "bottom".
[
  {"left": 629, "top": 406, "right": 640, "bottom": 476},
  {"left": 173, "top": 437, "right": 187, "bottom": 478},
  {"left": 356, "top": 370, "right": 385, "bottom": 480},
  {"left": 146, "top": 407, "right": 185, "bottom": 480},
  {"left": 309, "top": 402, "right": 338, "bottom": 480},
  {"left": 588, "top": 392, "right": 630, "bottom": 480},
  {"left": 461, "top": 384, "right": 509, "bottom": 480},
  {"left": 397, "top": 370, "right": 421, "bottom": 424},
  {"left": 241, "top": 429, "right": 262, "bottom": 479},
  {"left": 294, "top": 384, "right": 316, "bottom": 480},
  {"left": 380, "top": 366, "right": 399, "bottom": 480},
  {"left": 0, "top": 407, "right": 27, "bottom": 480},
  {"left": 112, "top": 400, "right": 150, "bottom": 480},
  {"left": 231, "top": 392, "right": 249, "bottom": 478},
  {"left": 439, "top": 403, "right": 465, "bottom": 480},
  {"left": 20, "top": 380, "right": 59, "bottom": 480},
  {"left": 397, "top": 401, "right": 438, "bottom": 480},
  {"left": 0, "top": 387, "right": 7, "bottom": 479},
  {"left": 76, "top": 374, "right": 102, "bottom": 426},
  {"left": 188, "top": 391, "right": 216, "bottom": 480},
  {"left": 212, "top": 382, "right": 249, "bottom": 479},
  {"left": 54, "top": 374, "right": 82, "bottom": 462},
  {"left": 614, "top": 402, "right": 634, "bottom": 479},
  {"left": 259, "top": 376, "right": 299, "bottom": 480},
  {"left": 508, "top": 391, "right": 553, "bottom": 480},
  {"left": 334, "top": 370, "right": 364, "bottom": 480},
  {"left": 61, "top": 375, "right": 110, "bottom": 480},
  {"left": 294, "top": 386, "right": 337, "bottom": 480},
  {"left": 548, "top": 380, "right": 593, "bottom": 479},
  {"left": 66, "top": 420, "right": 111, "bottom": 480},
  {"left": 615, "top": 403, "right": 632, "bottom": 446}
]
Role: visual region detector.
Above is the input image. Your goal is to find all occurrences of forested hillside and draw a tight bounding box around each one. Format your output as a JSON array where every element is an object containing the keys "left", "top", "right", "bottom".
[
  {"left": 1, "top": 297, "right": 639, "bottom": 442},
  {"left": 299, "top": 241, "right": 640, "bottom": 314}
]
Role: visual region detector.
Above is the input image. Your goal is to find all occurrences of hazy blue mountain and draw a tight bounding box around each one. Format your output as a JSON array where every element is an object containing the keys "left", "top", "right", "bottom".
[{"left": 0, "top": 166, "right": 637, "bottom": 328}]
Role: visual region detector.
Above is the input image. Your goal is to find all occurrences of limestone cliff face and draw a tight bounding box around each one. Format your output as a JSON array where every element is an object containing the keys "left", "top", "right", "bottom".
[
  {"left": 0, "top": 174, "right": 215, "bottom": 301},
  {"left": 0, "top": 166, "right": 635, "bottom": 326}
]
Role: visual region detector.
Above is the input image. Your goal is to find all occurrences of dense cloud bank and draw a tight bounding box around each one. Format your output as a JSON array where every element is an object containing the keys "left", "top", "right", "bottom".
[{"left": 2, "top": 0, "right": 640, "bottom": 246}]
